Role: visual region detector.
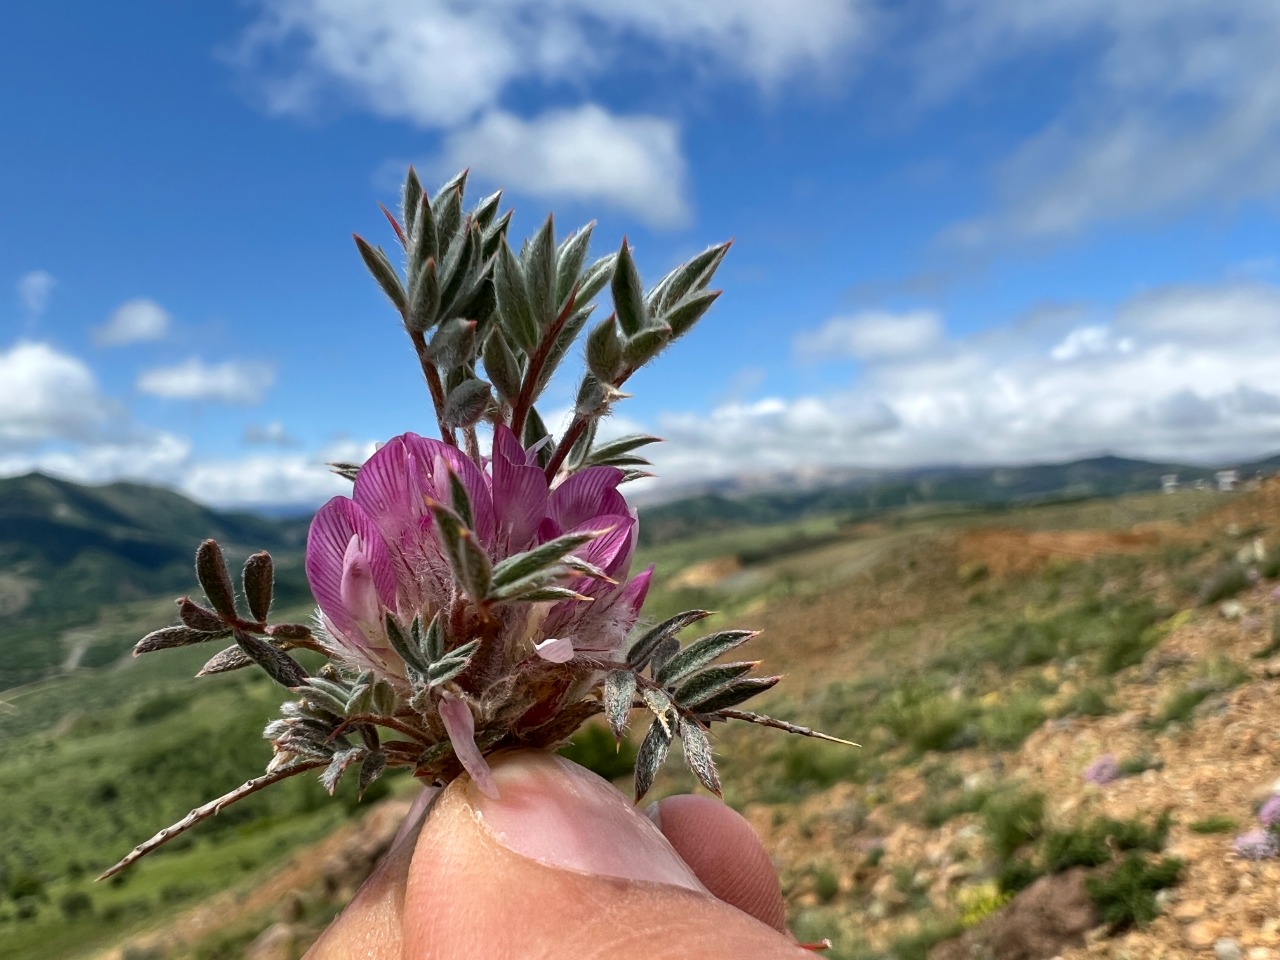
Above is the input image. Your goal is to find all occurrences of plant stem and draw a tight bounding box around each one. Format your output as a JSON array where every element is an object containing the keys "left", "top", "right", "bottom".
[
  {"left": 510, "top": 285, "right": 578, "bottom": 438},
  {"left": 407, "top": 328, "right": 458, "bottom": 447}
]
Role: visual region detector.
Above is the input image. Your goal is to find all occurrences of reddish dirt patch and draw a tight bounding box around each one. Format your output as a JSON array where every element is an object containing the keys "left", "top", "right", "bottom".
[{"left": 957, "top": 527, "right": 1169, "bottom": 578}]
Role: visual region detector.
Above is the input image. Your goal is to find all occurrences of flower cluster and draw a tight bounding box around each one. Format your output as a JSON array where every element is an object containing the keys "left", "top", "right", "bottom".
[
  {"left": 104, "top": 168, "right": 844, "bottom": 879},
  {"left": 1083, "top": 753, "right": 1121, "bottom": 786}
]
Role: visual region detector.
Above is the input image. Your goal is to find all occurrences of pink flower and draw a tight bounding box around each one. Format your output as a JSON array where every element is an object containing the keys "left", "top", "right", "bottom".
[
  {"left": 1259, "top": 794, "right": 1280, "bottom": 829},
  {"left": 304, "top": 427, "right": 652, "bottom": 789},
  {"left": 1084, "top": 754, "right": 1121, "bottom": 786},
  {"left": 1234, "top": 829, "right": 1279, "bottom": 860}
]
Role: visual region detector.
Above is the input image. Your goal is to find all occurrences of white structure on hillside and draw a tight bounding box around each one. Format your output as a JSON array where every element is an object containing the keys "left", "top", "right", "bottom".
[
  {"left": 1216, "top": 469, "right": 1239, "bottom": 492},
  {"left": 1160, "top": 473, "right": 1179, "bottom": 494}
]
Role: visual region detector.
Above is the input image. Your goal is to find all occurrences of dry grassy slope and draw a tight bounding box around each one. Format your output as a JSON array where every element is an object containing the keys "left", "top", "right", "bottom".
[{"left": 111, "top": 483, "right": 1280, "bottom": 960}]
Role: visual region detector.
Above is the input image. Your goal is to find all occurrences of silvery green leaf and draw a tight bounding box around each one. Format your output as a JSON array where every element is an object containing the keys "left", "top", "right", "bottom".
[
  {"left": 490, "top": 530, "right": 600, "bottom": 590},
  {"left": 427, "top": 639, "right": 478, "bottom": 687},
  {"left": 299, "top": 677, "right": 351, "bottom": 716},
  {"left": 195, "top": 539, "right": 238, "bottom": 621},
  {"left": 634, "top": 718, "right": 673, "bottom": 801},
  {"left": 178, "top": 596, "right": 225, "bottom": 632},
  {"left": 406, "top": 256, "right": 440, "bottom": 332},
  {"left": 555, "top": 221, "right": 594, "bottom": 308},
  {"left": 482, "top": 209, "right": 513, "bottom": 260},
  {"left": 495, "top": 240, "right": 539, "bottom": 351},
  {"left": 196, "top": 643, "right": 253, "bottom": 676},
  {"left": 495, "top": 585, "right": 591, "bottom": 604},
  {"left": 385, "top": 613, "right": 430, "bottom": 675},
  {"left": 619, "top": 468, "right": 653, "bottom": 484},
  {"left": 627, "top": 609, "right": 713, "bottom": 670},
  {"left": 437, "top": 223, "right": 478, "bottom": 320},
  {"left": 665, "top": 289, "right": 722, "bottom": 339},
  {"left": 678, "top": 717, "right": 721, "bottom": 796},
  {"left": 321, "top": 747, "right": 366, "bottom": 795},
  {"left": 402, "top": 167, "right": 423, "bottom": 243},
  {"left": 369, "top": 679, "right": 399, "bottom": 716},
  {"left": 358, "top": 752, "right": 387, "bottom": 797},
  {"left": 471, "top": 189, "right": 502, "bottom": 230},
  {"left": 655, "top": 629, "right": 757, "bottom": 686},
  {"left": 622, "top": 325, "right": 671, "bottom": 366},
  {"left": 263, "top": 718, "right": 291, "bottom": 741},
  {"left": 611, "top": 241, "right": 647, "bottom": 336},
  {"left": 412, "top": 615, "right": 438, "bottom": 664},
  {"left": 578, "top": 252, "right": 617, "bottom": 306},
  {"left": 649, "top": 636, "right": 680, "bottom": 677},
  {"left": 689, "top": 676, "right": 781, "bottom": 713},
  {"left": 586, "top": 434, "right": 661, "bottom": 465},
  {"left": 410, "top": 192, "right": 438, "bottom": 268},
  {"left": 648, "top": 240, "right": 730, "bottom": 314},
  {"left": 241, "top": 551, "right": 273, "bottom": 623},
  {"left": 482, "top": 328, "right": 522, "bottom": 401},
  {"left": 586, "top": 314, "right": 623, "bottom": 383},
  {"left": 426, "top": 317, "right": 476, "bottom": 369},
  {"left": 267, "top": 622, "right": 313, "bottom": 641},
  {"left": 524, "top": 213, "right": 557, "bottom": 329},
  {"left": 443, "top": 378, "right": 492, "bottom": 430},
  {"left": 329, "top": 460, "right": 361, "bottom": 482},
  {"left": 134, "top": 625, "right": 227, "bottom": 657},
  {"left": 431, "top": 175, "right": 465, "bottom": 245},
  {"left": 234, "top": 627, "right": 308, "bottom": 688},
  {"left": 354, "top": 236, "right": 407, "bottom": 315},
  {"left": 672, "top": 661, "right": 756, "bottom": 708},
  {"left": 604, "top": 670, "right": 637, "bottom": 740},
  {"left": 574, "top": 374, "right": 610, "bottom": 418},
  {"left": 565, "top": 417, "right": 598, "bottom": 471}
]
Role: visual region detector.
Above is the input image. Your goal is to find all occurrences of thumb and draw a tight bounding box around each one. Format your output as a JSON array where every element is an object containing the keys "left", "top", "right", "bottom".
[{"left": 404, "top": 750, "right": 808, "bottom": 959}]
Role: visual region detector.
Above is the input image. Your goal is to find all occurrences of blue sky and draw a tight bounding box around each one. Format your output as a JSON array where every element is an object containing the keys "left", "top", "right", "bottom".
[{"left": 4, "top": 1, "right": 1280, "bottom": 508}]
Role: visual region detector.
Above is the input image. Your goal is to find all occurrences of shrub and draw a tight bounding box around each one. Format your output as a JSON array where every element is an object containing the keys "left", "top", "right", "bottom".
[
  {"left": 982, "top": 789, "right": 1046, "bottom": 862},
  {"left": 58, "top": 890, "right": 93, "bottom": 919},
  {"left": 558, "top": 722, "right": 637, "bottom": 781},
  {"left": 979, "top": 694, "right": 1047, "bottom": 750},
  {"left": 879, "top": 685, "right": 975, "bottom": 754},
  {"left": 1197, "top": 564, "right": 1250, "bottom": 606},
  {"left": 813, "top": 867, "right": 840, "bottom": 904},
  {"left": 995, "top": 857, "right": 1042, "bottom": 896},
  {"left": 1042, "top": 813, "right": 1171, "bottom": 873},
  {"left": 1188, "top": 814, "right": 1236, "bottom": 834},
  {"left": 1086, "top": 855, "right": 1182, "bottom": 930}
]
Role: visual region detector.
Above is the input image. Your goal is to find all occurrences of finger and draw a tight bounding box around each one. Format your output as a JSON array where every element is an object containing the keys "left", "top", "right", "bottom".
[
  {"left": 648, "top": 793, "right": 789, "bottom": 933},
  {"left": 401, "top": 751, "right": 810, "bottom": 959},
  {"left": 304, "top": 786, "right": 436, "bottom": 959}
]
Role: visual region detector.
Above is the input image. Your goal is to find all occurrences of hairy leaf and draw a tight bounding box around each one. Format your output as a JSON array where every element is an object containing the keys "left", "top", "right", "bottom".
[
  {"left": 611, "top": 241, "right": 647, "bottom": 336},
  {"left": 241, "top": 551, "right": 274, "bottom": 623},
  {"left": 627, "top": 609, "right": 713, "bottom": 670},
  {"left": 603, "top": 669, "right": 637, "bottom": 740},
  {"left": 134, "top": 625, "right": 227, "bottom": 657},
  {"left": 678, "top": 717, "right": 721, "bottom": 796},
  {"left": 195, "top": 539, "right": 238, "bottom": 621},
  {"left": 655, "top": 629, "right": 757, "bottom": 686},
  {"left": 634, "top": 718, "right": 673, "bottom": 801}
]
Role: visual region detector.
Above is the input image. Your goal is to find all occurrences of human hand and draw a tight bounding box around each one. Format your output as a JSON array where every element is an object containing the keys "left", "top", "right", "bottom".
[{"left": 306, "top": 750, "right": 813, "bottom": 958}]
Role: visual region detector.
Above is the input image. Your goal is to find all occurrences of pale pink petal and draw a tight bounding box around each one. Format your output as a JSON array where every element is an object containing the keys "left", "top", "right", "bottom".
[
  {"left": 548, "top": 466, "right": 628, "bottom": 531},
  {"left": 405, "top": 433, "right": 496, "bottom": 546},
  {"left": 439, "top": 693, "right": 498, "bottom": 800},
  {"left": 534, "top": 636, "right": 576, "bottom": 663},
  {"left": 339, "top": 534, "right": 385, "bottom": 630},
  {"left": 306, "top": 498, "right": 397, "bottom": 647}
]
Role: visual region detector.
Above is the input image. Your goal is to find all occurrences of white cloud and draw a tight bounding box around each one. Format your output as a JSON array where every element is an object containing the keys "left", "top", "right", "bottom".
[
  {"left": 0, "top": 433, "right": 194, "bottom": 486},
  {"left": 182, "top": 453, "right": 358, "bottom": 508},
  {"left": 0, "top": 341, "right": 112, "bottom": 444},
  {"left": 17, "top": 271, "right": 56, "bottom": 317},
  {"left": 434, "top": 107, "right": 689, "bottom": 228},
  {"left": 234, "top": 0, "right": 868, "bottom": 126},
  {"left": 921, "top": 1, "right": 1280, "bottom": 242},
  {"left": 795, "top": 310, "right": 943, "bottom": 361},
  {"left": 137, "top": 358, "right": 276, "bottom": 404},
  {"left": 640, "top": 280, "right": 1280, "bottom": 485},
  {"left": 96, "top": 298, "right": 171, "bottom": 345}
]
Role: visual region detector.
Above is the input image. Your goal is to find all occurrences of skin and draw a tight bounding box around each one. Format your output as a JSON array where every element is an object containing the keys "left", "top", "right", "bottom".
[{"left": 307, "top": 751, "right": 811, "bottom": 959}]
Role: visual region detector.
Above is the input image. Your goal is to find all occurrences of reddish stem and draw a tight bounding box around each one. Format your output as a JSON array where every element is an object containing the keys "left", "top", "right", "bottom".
[{"left": 510, "top": 284, "right": 578, "bottom": 438}]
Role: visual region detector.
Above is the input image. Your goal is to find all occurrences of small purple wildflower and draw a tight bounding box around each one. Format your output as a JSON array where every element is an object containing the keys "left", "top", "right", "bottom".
[
  {"left": 1084, "top": 753, "right": 1121, "bottom": 786},
  {"left": 1234, "top": 829, "right": 1280, "bottom": 860},
  {"left": 1259, "top": 793, "right": 1280, "bottom": 830}
]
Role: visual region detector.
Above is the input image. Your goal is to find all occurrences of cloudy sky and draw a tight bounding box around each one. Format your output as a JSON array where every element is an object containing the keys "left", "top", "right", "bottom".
[{"left": 4, "top": 1, "right": 1280, "bottom": 509}]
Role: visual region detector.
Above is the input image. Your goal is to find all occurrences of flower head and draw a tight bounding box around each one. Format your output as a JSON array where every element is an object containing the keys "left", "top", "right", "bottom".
[
  {"left": 1259, "top": 794, "right": 1280, "bottom": 830},
  {"left": 1083, "top": 753, "right": 1121, "bottom": 786},
  {"left": 1234, "top": 829, "right": 1280, "bottom": 860}
]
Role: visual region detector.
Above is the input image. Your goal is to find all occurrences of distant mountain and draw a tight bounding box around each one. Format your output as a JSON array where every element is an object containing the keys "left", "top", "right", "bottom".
[
  {"left": 636, "top": 453, "right": 1279, "bottom": 545},
  {"left": 0, "top": 472, "right": 310, "bottom": 627}
]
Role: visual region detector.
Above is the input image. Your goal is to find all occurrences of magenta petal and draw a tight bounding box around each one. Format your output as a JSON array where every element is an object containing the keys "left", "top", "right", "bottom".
[
  {"left": 439, "top": 693, "right": 498, "bottom": 800},
  {"left": 490, "top": 425, "right": 548, "bottom": 553},
  {"left": 306, "top": 497, "right": 397, "bottom": 645},
  {"left": 404, "top": 433, "right": 496, "bottom": 546},
  {"left": 574, "top": 514, "right": 636, "bottom": 578},
  {"left": 549, "top": 466, "right": 628, "bottom": 532},
  {"left": 620, "top": 564, "right": 654, "bottom": 617}
]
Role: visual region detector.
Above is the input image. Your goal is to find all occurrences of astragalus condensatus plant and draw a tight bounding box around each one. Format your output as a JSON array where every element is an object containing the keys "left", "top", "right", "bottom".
[{"left": 102, "top": 168, "right": 848, "bottom": 879}]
